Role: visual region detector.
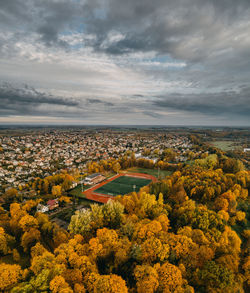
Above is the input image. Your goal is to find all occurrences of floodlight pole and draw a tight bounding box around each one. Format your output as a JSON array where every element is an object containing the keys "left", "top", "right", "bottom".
[{"left": 81, "top": 174, "right": 83, "bottom": 193}]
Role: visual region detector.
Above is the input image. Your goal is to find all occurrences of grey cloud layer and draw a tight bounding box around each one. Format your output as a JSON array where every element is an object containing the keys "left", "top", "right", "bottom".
[
  {"left": 0, "top": 83, "right": 79, "bottom": 116},
  {"left": 154, "top": 88, "right": 250, "bottom": 117},
  {"left": 1, "top": 0, "right": 250, "bottom": 59},
  {"left": 0, "top": 0, "right": 250, "bottom": 125}
]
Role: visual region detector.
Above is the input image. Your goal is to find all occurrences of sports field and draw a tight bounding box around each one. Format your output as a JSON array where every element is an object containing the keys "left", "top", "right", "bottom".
[
  {"left": 84, "top": 173, "right": 156, "bottom": 203},
  {"left": 94, "top": 175, "right": 151, "bottom": 196}
]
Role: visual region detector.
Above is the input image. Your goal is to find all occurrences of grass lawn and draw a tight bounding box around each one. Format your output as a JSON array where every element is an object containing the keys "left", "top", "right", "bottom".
[
  {"left": 125, "top": 167, "right": 172, "bottom": 179},
  {"left": 68, "top": 184, "right": 89, "bottom": 198},
  {"left": 95, "top": 175, "right": 152, "bottom": 196},
  {"left": 208, "top": 140, "right": 241, "bottom": 151}
]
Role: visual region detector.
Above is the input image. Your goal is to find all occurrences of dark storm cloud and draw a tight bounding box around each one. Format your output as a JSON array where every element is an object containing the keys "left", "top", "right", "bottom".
[
  {"left": 1, "top": 0, "right": 249, "bottom": 58},
  {"left": 0, "top": 83, "right": 79, "bottom": 116},
  {"left": 153, "top": 87, "right": 250, "bottom": 117},
  {"left": 0, "top": 0, "right": 79, "bottom": 47},
  {"left": 81, "top": 0, "right": 250, "bottom": 60},
  {"left": 86, "top": 98, "right": 114, "bottom": 107}
]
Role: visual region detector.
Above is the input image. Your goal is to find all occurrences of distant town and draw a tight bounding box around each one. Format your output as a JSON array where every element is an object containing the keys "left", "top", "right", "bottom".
[{"left": 0, "top": 129, "right": 194, "bottom": 192}]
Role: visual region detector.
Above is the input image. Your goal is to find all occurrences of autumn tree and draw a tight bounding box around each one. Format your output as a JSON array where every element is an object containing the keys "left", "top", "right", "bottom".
[
  {"left": 4, "top": 188, "right": 18, "bottom": 202},
  {"left": 134, "top": 265, "right": 159, "bottom": 293},
  {"left": 196, "top": 261, "right": 234, "bottom": 291},
  {"left": 52, "top": 185, "right": 62, "bottom": 197},
  {"left": 156, "top": 262, "right": 184, "bottom": 292},
  {"left": 93, "top": 274, "right": 128, "bottom": 293},
  {"left": 0, "top": 263, "right": 22, "bottom": 291},
  {"left": 50, "top": 276, "right": 73, "bottom": 293}
]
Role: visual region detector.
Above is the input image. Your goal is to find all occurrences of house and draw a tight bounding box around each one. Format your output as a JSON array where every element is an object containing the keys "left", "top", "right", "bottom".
[
  {"left": 47, "top": 199, "right": 59, "bottom": 210},
  {"left": 37, "top": 203, "right": 49, "bottom": 213},
  {"left": 71, "top": 181, "right": 78, "bottom": 188}
]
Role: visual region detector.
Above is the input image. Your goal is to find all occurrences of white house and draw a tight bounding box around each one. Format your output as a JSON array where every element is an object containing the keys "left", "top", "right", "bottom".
[{"left": 37, "top": 203, "right": 49, "bottom": 213}]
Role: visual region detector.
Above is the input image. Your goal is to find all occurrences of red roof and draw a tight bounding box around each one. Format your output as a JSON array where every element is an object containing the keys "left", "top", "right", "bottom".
[{"left": 47, "top": 199, "right": 57, "bottom": 206}]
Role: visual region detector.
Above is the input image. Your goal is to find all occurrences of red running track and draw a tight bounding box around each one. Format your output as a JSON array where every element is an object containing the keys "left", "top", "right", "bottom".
[{"left": 83, "top": 172, "right": 157, "bottom": 203}]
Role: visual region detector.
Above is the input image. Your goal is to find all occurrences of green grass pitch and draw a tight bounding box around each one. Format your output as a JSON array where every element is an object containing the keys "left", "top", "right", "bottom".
[{"left": 94, "top": 175, "right": 151, "bottom": 196}]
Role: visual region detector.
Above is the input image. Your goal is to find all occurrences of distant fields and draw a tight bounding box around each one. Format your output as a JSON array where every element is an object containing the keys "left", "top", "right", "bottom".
[
  {"left": 208, "top": 140, "right": 241, "bottom": 151},
  {"left": 94, "top": 175, "right": 152, "bottom": 196}
]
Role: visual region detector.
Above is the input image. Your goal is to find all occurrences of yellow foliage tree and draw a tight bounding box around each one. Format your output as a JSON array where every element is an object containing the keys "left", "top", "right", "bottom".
[
  {"left": 93, "top": 274, "right": 128, "bottom": 293},
  {"left": 52, "top": 185, "right": 62, "bottom": 197},
  {"left": 0, "top": 227, "right": 9, "bottom": 255},
  {"left": 156, "top": 262, "right": 183, "bottom": 292},
  {"left": 134, "top": 265, "right": 159, "bottom": 293},
  {"left": 21, "top": 228, "right": 41, "bottom": 252},
  {"left": 19, "top": 214, "right": 39, "bottom": 231},
  {"left": 50, "top": 275, "right": 73, "bottom": 293},
  {"left": 0, "top": 263, "right": 22, "bottom": 291}
]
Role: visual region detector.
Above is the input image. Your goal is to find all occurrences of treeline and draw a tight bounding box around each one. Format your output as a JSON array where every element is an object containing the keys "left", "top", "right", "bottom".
[
  {"left": 32, "top": 173, "right": 74, "bottom": 196},
  {"left": 0, "top": 166, "right": 249, "bottom": 291},
  {"left": 87, "top": 154, "right": 181, "bottom": 174}
]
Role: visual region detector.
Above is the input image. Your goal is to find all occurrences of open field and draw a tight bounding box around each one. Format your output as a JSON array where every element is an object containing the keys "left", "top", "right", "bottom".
[
  {"left": 125, "top": 167, "right": 172, "bottom": 179},
  {"left": 95, "top": 175, "right": 151, "bottom": 196},
  {"left": 84, "top": 173, "right": 157, "bottom": 203},
  {"left": 208, "top": 140, "right": 242, "bottom": 151}
]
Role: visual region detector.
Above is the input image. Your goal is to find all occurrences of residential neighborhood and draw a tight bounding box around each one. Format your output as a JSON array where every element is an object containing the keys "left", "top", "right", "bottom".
[{"left": 0, "top": 129, "right": 194, "bottom": 193}]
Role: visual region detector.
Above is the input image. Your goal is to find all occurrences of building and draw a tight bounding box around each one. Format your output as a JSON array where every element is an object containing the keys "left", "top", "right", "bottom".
[
  {"left": 36, "top": 203, "right": 49, "bottom": 213},
  {"left": 47, "top": 199, "right": 59, "bottom": 210},
  {"left": 84, "top": 173, "right": 106, "bottom": 185}
]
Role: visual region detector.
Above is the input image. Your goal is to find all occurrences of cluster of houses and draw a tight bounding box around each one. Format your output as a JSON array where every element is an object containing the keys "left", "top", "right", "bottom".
[
  {"left": 37, "top": 199, "right": 59, "bottom": 213},
  {"left": 0, "top": 129, "right": 194, "bottom": 194}
]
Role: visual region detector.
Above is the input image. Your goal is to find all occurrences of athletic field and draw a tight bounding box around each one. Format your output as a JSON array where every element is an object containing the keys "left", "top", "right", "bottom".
[
  {"left": 94, "top": 175, "right": 151, "bottom": 196},
  {"left": 84, "top": 173, "right": 156, "bottom": 203}
]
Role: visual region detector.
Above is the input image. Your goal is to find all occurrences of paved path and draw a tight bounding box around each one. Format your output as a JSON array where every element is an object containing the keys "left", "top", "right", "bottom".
[{"left": 83, "top": 172, "right": 157, "bottom": 203}]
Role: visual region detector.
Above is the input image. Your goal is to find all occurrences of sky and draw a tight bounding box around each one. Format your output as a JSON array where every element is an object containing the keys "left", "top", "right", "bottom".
[{"left": 0, "top": 0, "right": 250, "bottom": 126}]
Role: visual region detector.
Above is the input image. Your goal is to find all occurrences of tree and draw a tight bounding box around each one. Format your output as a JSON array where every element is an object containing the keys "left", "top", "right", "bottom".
[
  {"left": 141, "top": 236, "right": 169, "bottom": 263},
  {"left": 112, "top": 162, "right": 121, "bottom": 174},
  {"left": 196, "top": 261, "right": 234, "bottom": 291},
  {"left": 52, "top": 185, "right": 62, "bottom": 197},
  {"left": 50, "top": 276, "right": 73, "bottom": 293},
  {"left": 156, "top": 262, "right": 183, "bottom": 292},
  {"left": 0, "top": 227, "right": 9, "bottom": 255},
  {"left": 134, "top": 265, "right": 159, "bottom": 293},
  {"left": 74, "top": 283, "right": 86, "bottom": 293},
  {"left": 0, "top": 263, "right": 22, "bottom": 291},
  {"left": 93, "top": 274, "right": 128, "bottom": 293},
  {"left": 102, "top": 200, "right": 124, "bottom": 228},
  {"left": 59, "top": 196, "right": 72, "bottom": 207},
  {"left": 21, "top": 228, "right": 41, "bottom": 253},
  {"left": 19, "top": 215, "right": 39, "bottom": 232},
  {"left": 4, "top": 188, "right": 18, "bottom": 202}
]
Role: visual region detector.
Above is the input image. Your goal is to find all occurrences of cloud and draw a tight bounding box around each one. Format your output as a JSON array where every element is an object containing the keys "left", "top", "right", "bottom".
[
  {"left": 0, "top": 83, "right": 80, "bottom": 116},
  {"left": 86, "top": 98, "right": 114, "bottom": 107},
  {"left": 0, "top": 0, "right": 250, "bottom": 125},
  {"left": 153, "top": 87, "right": 250, "bottom": 117}
]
